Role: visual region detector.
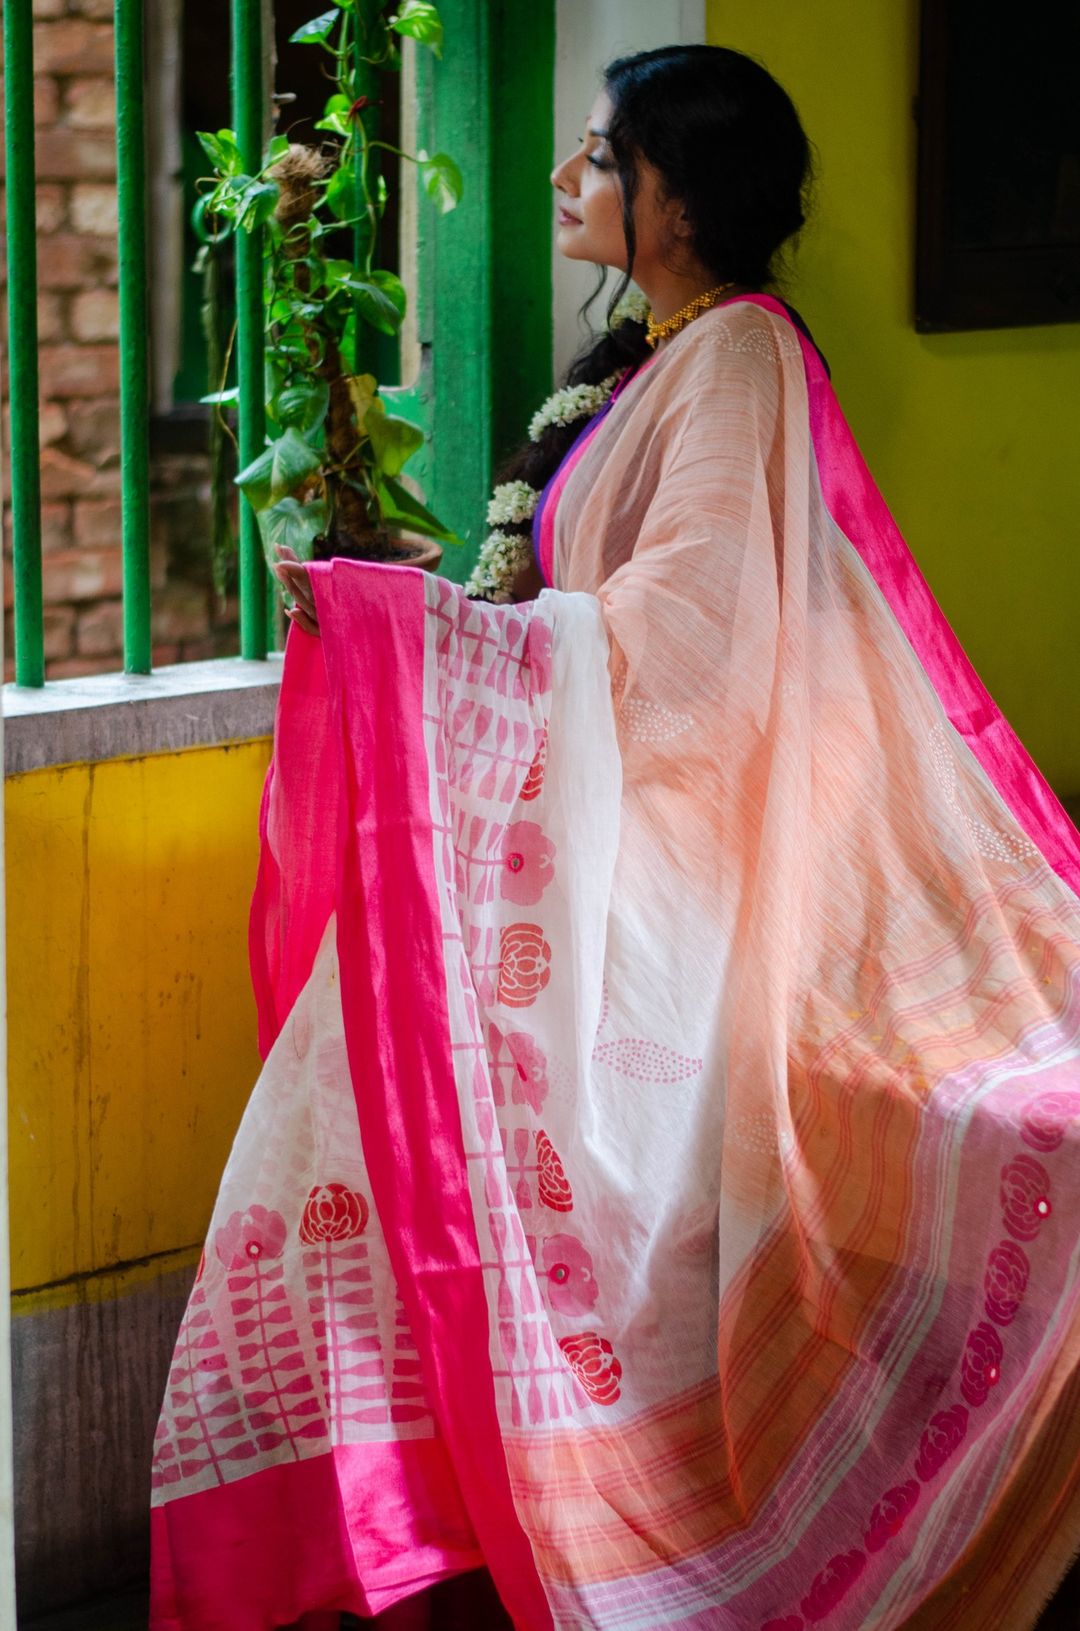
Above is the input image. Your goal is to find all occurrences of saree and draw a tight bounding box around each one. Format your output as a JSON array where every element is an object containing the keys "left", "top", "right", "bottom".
[{"left": 150, "top": 297, "right": 1080, "bottom": 1630}]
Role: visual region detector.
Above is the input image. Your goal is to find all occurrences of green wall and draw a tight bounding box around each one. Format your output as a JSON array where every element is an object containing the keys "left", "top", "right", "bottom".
[{"left": 707, "top": 0, "right": 1080, "bottom": 795}]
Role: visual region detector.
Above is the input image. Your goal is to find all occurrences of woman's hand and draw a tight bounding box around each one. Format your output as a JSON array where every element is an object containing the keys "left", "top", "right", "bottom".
[{"left": 272, "top": 545, "right": 320, "bottom": 637}]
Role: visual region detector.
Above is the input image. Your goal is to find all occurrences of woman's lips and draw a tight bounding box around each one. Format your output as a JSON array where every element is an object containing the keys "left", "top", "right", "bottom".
[{"left": 557, "top": 207, "right": 582, "bottom": 225}]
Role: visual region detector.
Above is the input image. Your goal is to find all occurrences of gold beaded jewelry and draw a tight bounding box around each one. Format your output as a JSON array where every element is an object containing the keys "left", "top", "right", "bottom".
[{"left": 644, "top": 281, "right": 737, "bottom": 349}]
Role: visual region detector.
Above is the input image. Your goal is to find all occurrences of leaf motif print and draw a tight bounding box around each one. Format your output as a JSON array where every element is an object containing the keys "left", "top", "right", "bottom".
[{"left": 592, "top": 1038, "right": 703, "bottom": 1084}]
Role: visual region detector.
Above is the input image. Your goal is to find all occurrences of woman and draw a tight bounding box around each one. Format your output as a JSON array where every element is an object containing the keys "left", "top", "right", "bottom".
[{"left": 152, "top": 46, "right": 1080, "bottom": 1631}]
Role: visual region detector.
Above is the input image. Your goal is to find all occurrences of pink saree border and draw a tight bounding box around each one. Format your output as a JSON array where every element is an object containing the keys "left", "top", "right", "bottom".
[
  {"left": 307, "top": 562, "right": 553, "bottom": 1630},
  {"left": 150, "top": 1439, "right": 483, "bottom": 1630},
  {"left": 734, "top": 292, "right": 1080, "bottom": 899}
]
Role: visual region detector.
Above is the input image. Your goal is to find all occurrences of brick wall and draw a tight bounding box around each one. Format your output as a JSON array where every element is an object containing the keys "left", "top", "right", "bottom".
[{"left": 1, "top": 0, "right": 244, "bottom": 681}]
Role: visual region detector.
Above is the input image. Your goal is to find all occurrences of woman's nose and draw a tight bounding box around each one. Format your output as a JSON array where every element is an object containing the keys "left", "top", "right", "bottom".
[{"left": 550, "top": 152, "right": 578, "bottom": 193}]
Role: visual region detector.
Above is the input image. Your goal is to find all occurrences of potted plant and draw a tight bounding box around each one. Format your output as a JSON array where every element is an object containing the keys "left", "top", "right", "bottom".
[{"left": 196, "top": 0, "right": 462, "bottom": 571}]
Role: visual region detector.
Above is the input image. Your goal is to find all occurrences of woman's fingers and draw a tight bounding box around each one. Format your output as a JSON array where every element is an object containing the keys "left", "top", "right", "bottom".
[{"left": 272, "top": 547, "right": 320, "bottom": 636}]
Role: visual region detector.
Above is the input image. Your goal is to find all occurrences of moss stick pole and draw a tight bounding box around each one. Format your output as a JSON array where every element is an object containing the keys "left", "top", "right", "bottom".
[
  {"left": 115, "top": 0, "right": 152, "bottom": 673},
  {"left": 3, "top": 0, "right": 44, "bottom": 687},
  {"left": 231, "top": 0, "right": 268, "bottom": 659}
]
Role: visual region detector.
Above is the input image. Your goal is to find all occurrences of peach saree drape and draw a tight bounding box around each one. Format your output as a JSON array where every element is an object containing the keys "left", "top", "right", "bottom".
[{"left": 151, "top": 299, "right": 1080, "bottom": 1631}]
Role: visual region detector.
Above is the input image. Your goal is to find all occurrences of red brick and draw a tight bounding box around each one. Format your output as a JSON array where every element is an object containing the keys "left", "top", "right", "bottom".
[
  {"left": 37, "top": 294, "right": 66, "bottom": 344},
  {"left": 150, "top": 642, "right": 181, "bottom": 668},
  {"left": 48, "top": 654, "right": 117, "bottom": 679},
  {"left": 31, "top": 128, "right": 116, "bottom": 182},
  {"left": 64, "top": 76, "right": 115, "bottom": 130},
  {"left": 66, "top": 398, "right": 120, "bottom": 464},
  {"left": 75, "top": 598, "right": 124, "bottom": 657},
  {"left": 36, "top": 446, "right": 119, "bottom": 500},
  {"left": 42, "top": 544, "right": 123, "bottom": 604},
  {"left": 39, "top": 344, "right": 120, "bottom": 398},
  {"left": 37, "top": 234, "right": 117, "bottom": 289},
  {"left": 32, "top": 0, "right": 67, "bottom": 17},
  {"left": 41, "top": 501, "right": 73, "bottom": 554},
  {"left": 39, "top": 399, "right": 68, "bottom": 443},
  {"left": 43, "top": 604, "right": 76, "bottom": 660},
  {"left": 69, "top": 182, "right": 116, "bottom": 236},
  {"left": 34, "top": 76, "right": 61, "bottom": 125},
  {"left": 32, "top": 20, "right": 114, "bottom": 75},
  {"left": 36, "top": 184, "right": 66, "bottom": 233},
  {"left": 72, "top": 497, "right": 120, "bottom": 548},
  {"left": 70, "top": 0, "right": 113, "bottom": 16},
  {"left": 70, "top": 288, "right": 119, "bottom": 342}
]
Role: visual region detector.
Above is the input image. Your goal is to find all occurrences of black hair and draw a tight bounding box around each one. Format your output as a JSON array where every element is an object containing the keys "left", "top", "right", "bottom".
[{"left": 490, "top": 45, "right": 812, "bottom": 569}]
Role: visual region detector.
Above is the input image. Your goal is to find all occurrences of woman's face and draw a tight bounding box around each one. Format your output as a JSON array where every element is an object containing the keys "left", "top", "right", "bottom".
[{"left": 551, "top": 90, "right": 681, "bottom": 276}]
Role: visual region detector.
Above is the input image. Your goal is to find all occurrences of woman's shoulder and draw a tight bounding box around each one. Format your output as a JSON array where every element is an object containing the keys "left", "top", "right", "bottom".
[{"left": 695, "top": 296, "right": 806, "bottom": 368}]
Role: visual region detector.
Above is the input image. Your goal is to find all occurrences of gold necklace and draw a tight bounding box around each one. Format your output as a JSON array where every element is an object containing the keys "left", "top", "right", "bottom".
[{"left": 644, "top": 282, "right": 736, "bottom": 349}]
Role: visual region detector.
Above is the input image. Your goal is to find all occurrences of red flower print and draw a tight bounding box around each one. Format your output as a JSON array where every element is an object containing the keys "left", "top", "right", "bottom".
[
  {"left": 761, "top": 1619, "right": 804, "bottom": 1631},
  {"left": 864, "top": 1479, "right": 920, "bottom": 1553},
  {"left": 214, "top": 1205, "right": 287, "bottom": 1269},
  {"left": 540, "top": 1233, "right": 599, "bottom": 1314},
  {"left": 299, "top": 1182, "right": 369, "bottom": 1244},
  {"left": 1019, "top": 1091, "right": 1080, "bottom": 1154},
  {"left": 1000, "top": 1154, "right": 1052, "bottom": 1240},
  {"left": 914, "top": 1403, "right": 969, "bottom": 1481},
  {"left": 559, "top": 1331, "right": 622, "bottom": 1405},
  {"left": 984, "top": 1239, "right": 1029, "bottom": 1326},
  {"left": 500, "top": 821, "right": 556, "bottom": 907},
  {"left": 960, "top": 1321, "right": 1003, "bottom": 1407},
  {"left": 195, "top": 1248, "right": 206, "bottom": 1284},
  {"left": 520, "top": 732, "right": 547, "bottom": 802},
  {"left": 799, "top": 1550, "right": 866, "bottom": 1622},
  {"left": 536, "top": 1130, "right": 573, "bottom": 1212},
  {"left": 498, "top": 923, "right": 552, "bottom": 1008}
]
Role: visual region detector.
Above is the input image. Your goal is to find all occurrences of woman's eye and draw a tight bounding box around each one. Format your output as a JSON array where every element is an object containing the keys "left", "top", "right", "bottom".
[{"left": 585, "top": 153, "right": 611, "bottom": 170}]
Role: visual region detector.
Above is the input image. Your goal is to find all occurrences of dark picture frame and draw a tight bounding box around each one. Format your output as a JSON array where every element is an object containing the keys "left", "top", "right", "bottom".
[{"left": 915, "top": 0, "right": 1080, "bottom": 331}]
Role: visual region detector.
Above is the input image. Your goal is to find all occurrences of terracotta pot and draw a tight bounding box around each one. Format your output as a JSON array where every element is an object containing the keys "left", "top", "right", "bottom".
[{"left": 393, "top": 531, "right": 444, "bottom": 573}]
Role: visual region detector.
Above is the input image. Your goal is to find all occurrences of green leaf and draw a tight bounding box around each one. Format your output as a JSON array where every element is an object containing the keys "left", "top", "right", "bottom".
[
  {"left": 199, "top": 386, "right": 239, "bottom": 406},
  {"left": 376, "top": 173, "right": 388, "bottom": 215},
  {"left": 265, "top": 134, "right": 290, "bottom": 167},
  {"left": 346, "top": 373, "right": 378, "bottom": 425},
  {"left": 364, "top": 404, "right": 423, "bottom": 476},
  {"left": 324, "top": 262, "right": 403, "bottom": 334},
  {"left": 197, "top": 128, "right": 244, "bottom": 176},
  {"left": 236, "top": 429, "right": 322, "bottom": 511},
  {"left": 376, "top": 474, "right": 460, "bottom": 543},
  {"left": 238, "top": 180, "right": 280, "bottom": 231},
  {"left": 389, "top": 1, "right": 443, "bottom": 57},
  {"left": 289, "top": 7, "right": 340, "bottom": 45},
  {"left": 314, "top": 93, "right": 352, "bottom": 136},
  {"left": 274, "top": 378, "right": 330, "bottom": 434},
  {"left": 325, "top": 165, "right": 356, "bottom": 221},
  {"left": 258, "top": 497, "right": 328, "bottom": 561},
  {"left": 418, "top": 150, "right": 463, "bottom": 213}
]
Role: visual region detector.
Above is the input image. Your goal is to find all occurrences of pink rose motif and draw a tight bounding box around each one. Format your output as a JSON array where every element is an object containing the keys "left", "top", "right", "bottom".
[
  {"left": 914, "top": 1403, "right": 969, "bottom": 1482},
  {"left": 536, "top": 1130, "right": 574, "bottom": 1212},
  {"left": 540, "top": 1234, "right": 599, "bottom": 1314},
  {"left": 1019, "top": 1091, "right": 1080, "bottom": 1154},
  {"left": 214, "top": 1205, "right": 287, "bottom": 1269},
  {"left": 526, "top": 619, "right": 553, "bottom": 695},
  {"left": 799, "top": 1550, "right": 866, "bottom": 1623},
  {"left": 1000, "top": 1154, "right": 1052, "bottom": 1241},
  {"left": 984, "top": 1239, "right": 1029, "bottom": 1326},
  {"left": 500, "top": 821, "right": 556, "bottom": 907},
  {"left": 505, "top": 1031, "right": 549, "bottom": 1113},
  {"left": 559, "top": 1331, "right": 622, "bottom": 1405},
  {"left": 960, "top": 1321, "right": 1003, "bottom": 1407},
  {"left": 520, "top": 732, "right": 547, "bottom": 802},
  {"left": 761, "top": 1619, "right": 804, "bottom": 1631},
  {"left": 864, "top": 1479, "right": 920, "bottom": 1553},
  {"left": 299, "top": 1182, "right": 369, "bottom": 1244}
]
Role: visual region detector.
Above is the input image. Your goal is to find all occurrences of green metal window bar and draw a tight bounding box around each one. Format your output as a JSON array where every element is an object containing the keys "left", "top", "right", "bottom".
[{"left": 3, "top": 0, "right": 554, "bottom": 688}]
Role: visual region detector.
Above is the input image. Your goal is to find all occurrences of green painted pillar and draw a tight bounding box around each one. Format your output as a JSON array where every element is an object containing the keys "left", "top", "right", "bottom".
[{"left": 231, "top": 0, "right": 268, "bottom": 659}]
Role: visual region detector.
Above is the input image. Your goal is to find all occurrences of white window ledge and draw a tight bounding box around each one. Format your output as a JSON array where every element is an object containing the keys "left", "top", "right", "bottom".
[{"left": 3, "top": 655, "right": 283, "bottom": 775}]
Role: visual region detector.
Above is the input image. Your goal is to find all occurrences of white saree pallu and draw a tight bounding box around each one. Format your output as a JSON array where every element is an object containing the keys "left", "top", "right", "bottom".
[{"left": 152, "top": 300, "right": 1080, "bottom": 1631}]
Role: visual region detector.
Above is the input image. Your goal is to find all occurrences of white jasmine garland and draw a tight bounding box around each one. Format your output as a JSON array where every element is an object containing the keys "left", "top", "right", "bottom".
[
  {"left": 612, "top": 285, "right": 650, "bottom": 325},
  {"left": 463, "top": 528, "right": 533, "bottom": 603},
  {"left": 486, "top": 480, "right": 539, "bottom": 527},
  {"left": 528, "top": 373, "right": 621, "bottom": 443}
]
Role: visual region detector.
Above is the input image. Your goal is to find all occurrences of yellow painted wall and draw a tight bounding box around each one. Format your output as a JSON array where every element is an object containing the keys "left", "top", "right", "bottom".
[
  {"left": 707, "top": 0, "right": 1080, "bottom": 795},
  {"left": 5, "top": 740, "right": 271, "bottom": 1295}
]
